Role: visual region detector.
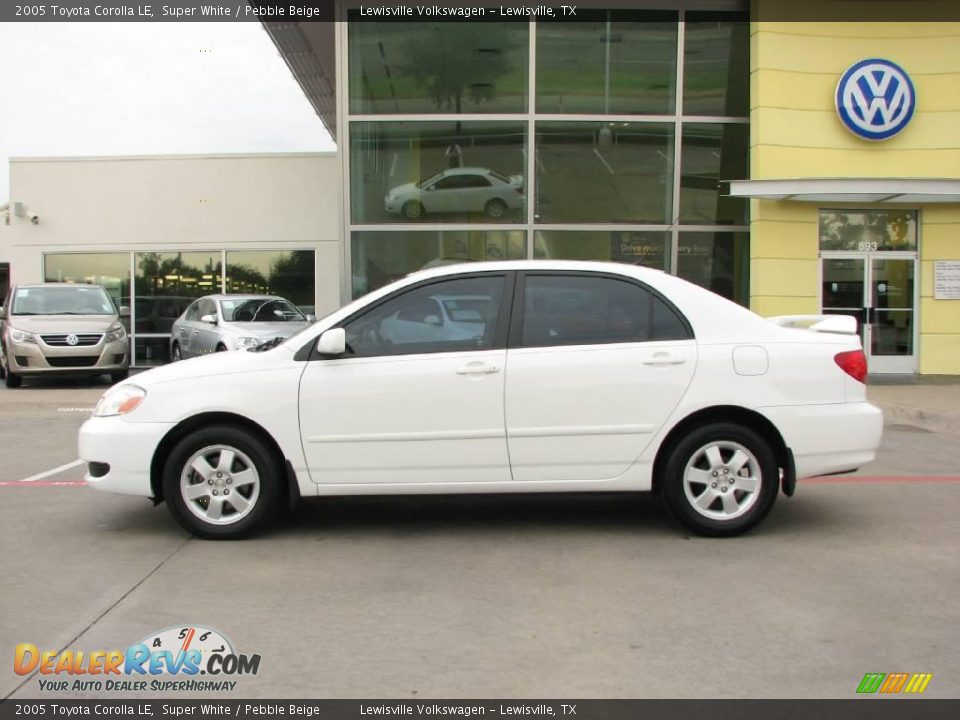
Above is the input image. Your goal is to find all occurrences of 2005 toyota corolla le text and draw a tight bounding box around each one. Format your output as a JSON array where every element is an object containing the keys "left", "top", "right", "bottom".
[{"left": 79, "top": 261, "right": 883, "bottom": 540}]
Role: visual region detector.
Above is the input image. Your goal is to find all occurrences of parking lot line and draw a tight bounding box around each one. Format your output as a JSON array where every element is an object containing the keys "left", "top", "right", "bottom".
[
  {"left": 18, "top": 458, "right": 84, "bottom": 482},
  {"left": 0, "top": 480, "right": 87, "bottom": 487}
]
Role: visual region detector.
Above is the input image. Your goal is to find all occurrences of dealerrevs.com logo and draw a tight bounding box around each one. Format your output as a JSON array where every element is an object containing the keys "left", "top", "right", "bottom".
[{"left": 14, "top": 625, "right": 261, "bottom": 693}]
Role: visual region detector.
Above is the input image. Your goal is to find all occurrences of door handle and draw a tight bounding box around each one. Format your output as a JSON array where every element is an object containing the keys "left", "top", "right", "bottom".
[
  {"left": 456, "top": 363, "right": 500, "bottom": 375},
  {"left": 643, "top": 353, "right": 686, "bottom": 366}
]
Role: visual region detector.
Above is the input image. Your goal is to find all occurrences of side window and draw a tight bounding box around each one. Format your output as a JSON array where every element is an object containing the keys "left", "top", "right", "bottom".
[
  {"left": 433, "top": 176, "right": 462, "bottom": 190},
  {"left": 520, "top": 275, "right": 691, "bottom": 348},
  {"left": 198, "top": 299, "right": 217, "bottom": 319},
  {"left": 462, "top": 175, "right": 492, "bottom": 188},
  {"left": 184, "top": 301, "right": 201, "bottom": 322},
  {"left": 342, "top": 275, "right": 506, "bottom": 357}
]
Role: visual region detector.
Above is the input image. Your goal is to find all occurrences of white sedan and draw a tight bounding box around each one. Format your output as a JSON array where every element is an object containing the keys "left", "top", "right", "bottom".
[
  {"left": 384, "top": 167, "right": 524, "bottom": 220},
  {"left": 80, "top": 261, "right": 883, "bottom": 540}
]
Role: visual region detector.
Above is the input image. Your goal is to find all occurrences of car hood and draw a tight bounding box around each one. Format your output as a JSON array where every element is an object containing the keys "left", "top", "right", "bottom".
[
  {"left": 387, "top": 182, "right": 417, "bottom": 196},
  {"left": 4, "top": 315, "right": 119, "bottom": 334},
  {"left": 224, "top": 321, "right": 309, "bottom": 338},
  {"left": 126, "top": 344, "right": 296, "bottom": 389}
]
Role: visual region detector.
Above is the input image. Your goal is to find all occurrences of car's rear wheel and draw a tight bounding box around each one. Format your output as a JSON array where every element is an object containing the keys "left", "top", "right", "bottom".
[
  {"left": 661, "top": 423, "right": 778, "bottom": 537},
  {"left": 162, "top": 425, "right": 282, "bottom": 540},
  {"left": 484, "top": 198, "right": 507, "bottom": 219},
  {"left": 171, "top": 343, "right": 182, "bottom": 362},
  {"left": 402, "top": 201, "right": 424, "bottom": 220}
]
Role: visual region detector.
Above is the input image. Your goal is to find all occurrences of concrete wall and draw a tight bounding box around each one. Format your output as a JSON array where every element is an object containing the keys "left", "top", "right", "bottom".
[
  {"left": 749, "top": 2, "right": 960, "bottom": 373},
  {"left": 3, "top": 152, "right": 342, "bottom": 316}
]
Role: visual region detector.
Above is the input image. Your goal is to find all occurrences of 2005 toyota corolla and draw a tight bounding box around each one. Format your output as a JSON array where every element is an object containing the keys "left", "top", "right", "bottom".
[{"left": 80, "top": 261, "right": 883, "bottom": 540}]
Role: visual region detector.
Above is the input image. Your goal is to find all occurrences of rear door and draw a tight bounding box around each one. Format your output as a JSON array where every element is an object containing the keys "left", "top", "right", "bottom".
[{"left": 505, "top": 272, "right": 697, "bottom": 482}]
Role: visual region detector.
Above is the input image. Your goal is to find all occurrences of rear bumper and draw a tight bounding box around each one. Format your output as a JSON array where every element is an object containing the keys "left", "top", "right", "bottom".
[
  {"left": 759, "top": 401, "right": 883, "bottom": 480},
  {"left": 79, "top": 416, "right": 174, "bottom": 497}
]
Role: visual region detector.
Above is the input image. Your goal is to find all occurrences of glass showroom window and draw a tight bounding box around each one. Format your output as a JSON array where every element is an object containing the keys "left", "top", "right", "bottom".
[
  {"left": 819, "top": 210, "right": 918, "bottom": 252},
  {"left": 44, "top": 253, "right": 131, "bottom": 323},
  {"left": 679, "top": 123, "right": 749, "bottom": 226},
  {"left": 535, "top": 122, "right": 674, "bottom": 224},
  {"left": 351, "top": 230, "right": 525, "bottom": 298},
  {"left": 536, "top": 10, "right": 678, "bottom": 115},
  {"left": 134, "top": 252, "right": 222, "bottom": 365},
  {"left": 348, "top": 18, "right": 528, "bottom": 114},
  {"left": 224, "top": 251, "right": 316, "bottom": 314},
  {"left": 534, "top": 230, "right": 670, "bottom": 271},
  {"left": 677, "top": 232, "right": 749, "bottom": 305},
  {"left": 350, "top": 121, "right": 527, "bottom": 225},
  {"left": 683, "top": 14, "right": 749, "bottom": 117}
]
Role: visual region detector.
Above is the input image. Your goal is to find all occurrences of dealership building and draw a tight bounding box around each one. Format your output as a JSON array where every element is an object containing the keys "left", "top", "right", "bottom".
[{"left": 1, "top": 0, "right": 958, "bottom": 373}]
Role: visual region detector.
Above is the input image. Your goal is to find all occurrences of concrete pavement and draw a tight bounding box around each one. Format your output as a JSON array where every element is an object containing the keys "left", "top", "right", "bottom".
[{"left": 868, "top": 375, "right": 960, "bottom": 436}]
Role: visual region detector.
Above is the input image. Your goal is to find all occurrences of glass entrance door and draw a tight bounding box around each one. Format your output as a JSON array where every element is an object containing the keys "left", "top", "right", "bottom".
[{"left": 821, "top": 255, "right": 917, "bottom": 374}]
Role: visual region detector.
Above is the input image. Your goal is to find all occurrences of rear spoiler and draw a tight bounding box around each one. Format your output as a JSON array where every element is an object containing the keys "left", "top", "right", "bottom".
[{"left": 767, "top": 314, "right": 858, "bottom": 335}]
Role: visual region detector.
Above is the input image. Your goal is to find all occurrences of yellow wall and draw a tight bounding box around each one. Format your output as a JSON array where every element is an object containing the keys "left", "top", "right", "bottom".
[{"left": 749, "top": 2, "right": 960, "bottom": 372}]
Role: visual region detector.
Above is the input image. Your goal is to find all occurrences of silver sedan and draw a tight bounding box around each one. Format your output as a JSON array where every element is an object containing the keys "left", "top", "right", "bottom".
[{"left": 170, "top": 295, "right": 310, "bottom": 361}]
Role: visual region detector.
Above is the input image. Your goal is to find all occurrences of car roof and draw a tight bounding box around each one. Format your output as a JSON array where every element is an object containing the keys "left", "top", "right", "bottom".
[
  {"left": 438, "top": 167, "right": 494, "bottom": 175},
  {"left": 14, "top": 283, "right": 105, "bottom": 289},
  {"left": 202, "top": 294, "right": 283, "bottom": 301}
]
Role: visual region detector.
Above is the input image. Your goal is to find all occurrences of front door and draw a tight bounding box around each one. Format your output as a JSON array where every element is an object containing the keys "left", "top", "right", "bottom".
[
  {"left": 821, "top": 255, "right": 917, "bottom": 373},
  {"left": 298, "top": 273, "right": 513, "bottom": 485}
]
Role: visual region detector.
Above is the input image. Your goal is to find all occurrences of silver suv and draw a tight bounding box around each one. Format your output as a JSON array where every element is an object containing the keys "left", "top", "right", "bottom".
[{"left": 0, "top": 283, "right": 130, "bottom": 388}]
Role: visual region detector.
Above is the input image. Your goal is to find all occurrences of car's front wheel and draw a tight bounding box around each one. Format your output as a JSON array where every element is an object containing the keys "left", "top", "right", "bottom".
[
  {"left": 162, "top": 425, "right": 282, "bottom": 539},
  {"left": 170, "top": 343, "right": 182, "bottom": 362},
  {"left": 484, "top": 198, "right": 507, "bottom": 219},
  {"left": 402, "top": 201, "right": 424, "bottom": 220},
  {"left": 661, "top": 423, "right": 778, "bottom": 537}
]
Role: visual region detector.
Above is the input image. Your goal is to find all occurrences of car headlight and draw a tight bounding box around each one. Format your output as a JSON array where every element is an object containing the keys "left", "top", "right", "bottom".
[
  {"left": 9, "top": 328, "right": 37, "bottom": 344},
  {"left": 234, "top": 336, "right": 261, "bottom": 349},
  {"left": 104, "top": 325, "right": 127, "bottom": 342},
  {"left": 94, "top": 385, "right": 146, "bottom": 417}
]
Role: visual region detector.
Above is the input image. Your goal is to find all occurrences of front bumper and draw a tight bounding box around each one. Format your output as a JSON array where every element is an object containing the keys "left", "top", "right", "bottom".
[
  {"left": 79, "top": 416, "right": 175, "bottom": 497},
  {"left": 7, "top": 337, "right": 129, "bottom": 375}
]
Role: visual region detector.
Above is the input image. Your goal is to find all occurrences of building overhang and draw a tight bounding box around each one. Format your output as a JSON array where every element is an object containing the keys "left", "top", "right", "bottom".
[{"left": 728, "top": 178, "right": 960, "bottom": 204}]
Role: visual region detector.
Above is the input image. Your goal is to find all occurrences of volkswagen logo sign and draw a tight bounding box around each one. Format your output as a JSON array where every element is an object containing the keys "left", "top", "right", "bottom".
[
  {"left": 65, "top": 334, "right": 79, "bottom": 346},
  {"left": 835, "top": 58, "right": 915, "bottom": 141}
]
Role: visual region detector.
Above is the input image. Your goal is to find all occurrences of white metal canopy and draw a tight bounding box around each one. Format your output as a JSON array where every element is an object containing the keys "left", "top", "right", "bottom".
[{"left": 727, "top": 178, "right": 960, "bottom": 204}]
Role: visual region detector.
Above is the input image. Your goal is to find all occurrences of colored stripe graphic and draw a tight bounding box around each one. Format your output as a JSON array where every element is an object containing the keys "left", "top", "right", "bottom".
[
  {"left": 857, "top": 673, "right": 885, "bottom": 694},
  {"left": 880, "top": 672, "right": 909, "bottom": 693},
  {"left": 904, "top": 673, "right": 933, "bottom": 694}
]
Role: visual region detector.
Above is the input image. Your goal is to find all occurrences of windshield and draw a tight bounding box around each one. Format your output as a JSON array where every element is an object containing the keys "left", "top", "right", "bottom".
[
  {"left": 415, "top": 172, "right": 443, "bottom": 189},
  {"left": 11, "top": 286, "right": 115, "bottom": 316},
  {"left": 220, "top": 298, "right": 305, "bottom": 323}
]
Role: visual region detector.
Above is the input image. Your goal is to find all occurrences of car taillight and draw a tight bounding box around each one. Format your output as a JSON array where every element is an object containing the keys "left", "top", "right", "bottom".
[{"left": 835, "top": 349, "right": 867, "bottom": 384}]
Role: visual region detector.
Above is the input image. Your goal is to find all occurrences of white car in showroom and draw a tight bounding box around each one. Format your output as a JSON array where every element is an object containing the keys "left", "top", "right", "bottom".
[
  {"left": 80, "top": 261, "right": 882, "bottom": 540},
  {"left": 384, "top": 167, "right": 524, "bottom": 220}
]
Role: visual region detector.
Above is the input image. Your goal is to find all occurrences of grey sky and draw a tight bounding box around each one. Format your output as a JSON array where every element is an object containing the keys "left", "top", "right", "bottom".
[{"left": 0, "top": 22, "right": 334, "bottom": 203}]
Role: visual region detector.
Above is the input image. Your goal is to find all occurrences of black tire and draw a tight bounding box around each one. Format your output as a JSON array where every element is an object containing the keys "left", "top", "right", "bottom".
[
  {"left": 171, "top": 343, "right": 182, "bottom": 362},
  {"left": 162, "top": 425, "right": 282, "bottom": 540},
  {"left": 110, "top": 370, "right": 129, "bottom": 384},
  {"left": 215, "top": 344, "right": 227, "bottom": 352},
  {"left": 660, "top": 423, "right": 778, "bottom": 537},
  {"left": 402, "top": 201, "right": 424, "bottom": 220},
  {"left": 484, "top": 198, "right": 508, "bottom": 219},
  {"left": 5, "top": 369, "right": 21, "bottom": 389}
]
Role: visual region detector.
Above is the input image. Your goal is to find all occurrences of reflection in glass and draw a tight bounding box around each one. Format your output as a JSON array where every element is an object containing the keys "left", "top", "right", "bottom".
[
  {"left": 133, "top": 336, "right": 172, "bottom": 367},
  {"left": 44, "top": 253, "right": 131, "bottom": 312},
  {"left": 351, "top": 230, "right": 525, "bottom": 298},
  {"left": 534, "top": 230, "right": 669, "bottom": 271},
  {"left": 537, "top": 11, "right": 677, "bottom": 115},
  {"left": 677, "top": 232, "right": 749, "bottom": 305},
  {"left": 683, "top": 15, "right": 749, "bottom": 116},
  {"left": 348, "top": 19, "right": 528, "bottom": 114},
  {"left": 535, "top": 122, "right": 673, "bottom": 224},
  {"left": 871, "top": 258, "right": 914, "bottom": 357},
  {"left": 224, "top": 251, "right": 316, "bottom": 313},
  {"left": 351, "top": 122, "right": 526, "bottom": 225},
  {"left": 680, "top": 123, "right": 749, "bottom": 225},
  {"left": 134, "top": 252, "right": 222, "bottom": 334},
  {"left": 819, "top": 210, "right": 918, "bottom": 251}
]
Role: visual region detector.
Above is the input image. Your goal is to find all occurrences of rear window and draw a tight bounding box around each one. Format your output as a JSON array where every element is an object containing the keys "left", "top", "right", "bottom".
[{"left": 12, "top": 286, "right": 115, "bottom": 316}]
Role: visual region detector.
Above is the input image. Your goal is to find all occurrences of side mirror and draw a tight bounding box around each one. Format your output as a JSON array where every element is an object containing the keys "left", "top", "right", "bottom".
[
  {"left": 118, "top": 305, "right": 130, "bottom": 318},
  {"left": 316, "top": 328, "right": 345, "bottom": 356},
  {"left": 200, "top": 314, "right": 217, "bottom": 324},
  {"left": 424, "top": 314, "right": 442, "bottom": 327},
  {"left": 306, "top": 314, "right": 317, "bottom": 323}
]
